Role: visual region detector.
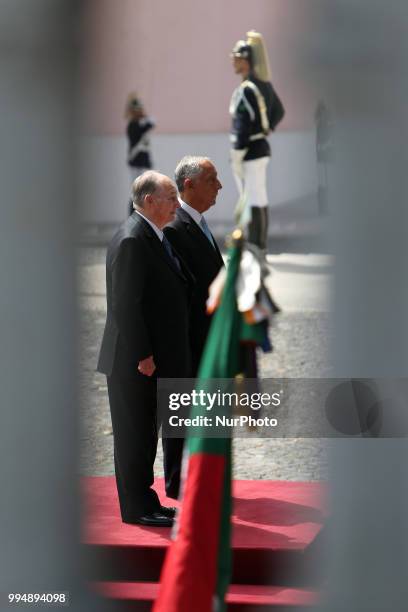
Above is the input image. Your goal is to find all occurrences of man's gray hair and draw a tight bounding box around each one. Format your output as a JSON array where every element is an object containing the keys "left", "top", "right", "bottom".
[
  {"left": 131, "top": 171, "right": 161, "bottom": 208},
  {"left": 174, "top": 155, "right": 212, "bottom": 192}
]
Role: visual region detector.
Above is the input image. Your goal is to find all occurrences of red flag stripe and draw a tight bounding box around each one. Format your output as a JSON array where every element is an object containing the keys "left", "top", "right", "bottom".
[{"left": 153, "top": 453, "right": 226, "bottom": 612}]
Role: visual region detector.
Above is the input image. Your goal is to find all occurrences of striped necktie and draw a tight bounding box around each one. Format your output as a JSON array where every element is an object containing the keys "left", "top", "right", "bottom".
[{"left": 199, "top": 216, "right": 216, "bottom": 249}]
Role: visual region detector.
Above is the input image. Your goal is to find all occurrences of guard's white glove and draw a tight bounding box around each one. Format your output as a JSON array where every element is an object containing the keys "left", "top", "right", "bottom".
[{"left": 230, "top": 148, "right": 247, "bottom": 180}]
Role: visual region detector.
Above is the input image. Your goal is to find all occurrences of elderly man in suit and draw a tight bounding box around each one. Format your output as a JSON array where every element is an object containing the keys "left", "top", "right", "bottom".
[
  {"left": 97, "top": 171, "right": 194, "bottom": 526},
  {"left": 164, "top": 156, "right": 224, "bottom": 375}
]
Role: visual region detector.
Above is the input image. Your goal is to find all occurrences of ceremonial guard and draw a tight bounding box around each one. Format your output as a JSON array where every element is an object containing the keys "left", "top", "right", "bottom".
[
  {"left": 125, "top": 92, "right": 155, "bottom": 216},
  {"left": 229, "top": 31, "right": 285, "bottom": 255}
]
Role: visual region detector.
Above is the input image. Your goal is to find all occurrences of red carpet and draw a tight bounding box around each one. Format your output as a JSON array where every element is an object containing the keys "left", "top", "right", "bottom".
[
  {"left": 83, "top": 476, "right": 327, "bottom": 609},
  {"left": 92, "top": 581, "right": 319, "bottom": 611}
]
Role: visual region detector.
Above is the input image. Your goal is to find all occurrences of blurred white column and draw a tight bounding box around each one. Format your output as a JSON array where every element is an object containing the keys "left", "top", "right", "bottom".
[
  {"left": 312, "top": 1, "right": 408, "bottom": 610},
  {"left": 0, "top": 1, "right": 106, "bottom": 609}
]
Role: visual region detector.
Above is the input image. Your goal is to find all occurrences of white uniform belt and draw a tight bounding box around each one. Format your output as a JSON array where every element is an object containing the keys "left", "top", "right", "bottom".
[
  {"left": 230, "top": 132, "right": 266, "bottom": 143},
  {"left": 130, "top": 144, "right": 150, "bottom": 153}
]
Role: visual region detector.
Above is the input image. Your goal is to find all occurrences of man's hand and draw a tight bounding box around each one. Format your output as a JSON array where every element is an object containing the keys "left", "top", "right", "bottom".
[{"left": 138, "top": 355, "right": 156, "bottom": 376}]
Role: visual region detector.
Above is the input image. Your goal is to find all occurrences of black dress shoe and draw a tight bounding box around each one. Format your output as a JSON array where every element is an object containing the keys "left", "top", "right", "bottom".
[
  {"left": 159, "top": 506, "right": 177, "bottom": 518},
  {"left": 133, "top": 512, "right": 173, "bottom": 527}
]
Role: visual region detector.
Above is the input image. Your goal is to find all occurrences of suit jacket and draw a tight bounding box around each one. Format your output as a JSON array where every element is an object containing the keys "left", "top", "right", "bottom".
[
  {"left": 97, "top": 212, "right": 194, "bottom": 378},
  {"left": 164, "top": 207, "right": 224, "bottom": 374}
]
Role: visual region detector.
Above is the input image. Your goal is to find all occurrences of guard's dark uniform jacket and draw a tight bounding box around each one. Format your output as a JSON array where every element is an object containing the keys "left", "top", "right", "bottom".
[
  {"left": 127, "top": 117, "right": 155, "bottom": 168},
  {"left": 230, "top": 74, "right": 285, "bottom": 161}
]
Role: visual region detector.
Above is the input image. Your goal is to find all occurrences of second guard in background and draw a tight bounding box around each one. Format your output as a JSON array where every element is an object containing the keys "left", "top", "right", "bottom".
[{"left": 125, "top": 92, "right": 155, "bottom": 216}]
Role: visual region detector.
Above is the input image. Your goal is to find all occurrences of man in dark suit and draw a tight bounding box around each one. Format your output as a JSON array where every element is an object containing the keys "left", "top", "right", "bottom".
[
  {"left": 164, "top": 156, "right": 224, "bottom": 375},
  {"left": 97, "top": 171, "right": 193, "bottom": 526}
]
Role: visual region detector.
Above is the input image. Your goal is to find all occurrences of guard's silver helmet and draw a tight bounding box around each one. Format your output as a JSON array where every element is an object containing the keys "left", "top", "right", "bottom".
[{"left": 231, "top": 31, "right": 271, "bottom": 82}]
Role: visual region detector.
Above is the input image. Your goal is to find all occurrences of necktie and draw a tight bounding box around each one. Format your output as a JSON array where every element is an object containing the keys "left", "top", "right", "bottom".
[
  {"left": 199, "top": 216, "right": 216, "bottom": 249},
  {"left": 162, "top": 235, "right": 182, "bottom": 272}
]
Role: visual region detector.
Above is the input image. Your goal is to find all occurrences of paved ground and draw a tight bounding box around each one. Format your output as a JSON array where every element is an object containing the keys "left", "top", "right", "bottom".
[{"left": 79, "top": 247, "right": 333, "bottom": 481}]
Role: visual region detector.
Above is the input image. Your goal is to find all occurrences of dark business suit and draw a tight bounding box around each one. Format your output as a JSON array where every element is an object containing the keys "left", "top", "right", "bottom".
[
  {"left": 164, "top": 206, "right": 224, "bottom": 375},
  {"left": 97, "top": 212, "right": 193, "bottom": 521}
]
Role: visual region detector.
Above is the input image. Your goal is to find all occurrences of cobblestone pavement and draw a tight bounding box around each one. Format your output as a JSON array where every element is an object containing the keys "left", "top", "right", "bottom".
[{"left": 79, "top": 247, "right": 332, "bottom": 481}]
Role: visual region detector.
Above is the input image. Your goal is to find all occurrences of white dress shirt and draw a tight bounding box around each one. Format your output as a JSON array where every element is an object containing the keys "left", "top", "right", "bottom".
[
  {"left": 180, "top": 199, "right": 203, "bottom": 226},
  {"left": 180, "top": 199, "right": 215, "bottom": 248},
  {"left": 135, "top": 209, "right": 163, "bottom": 241}
]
